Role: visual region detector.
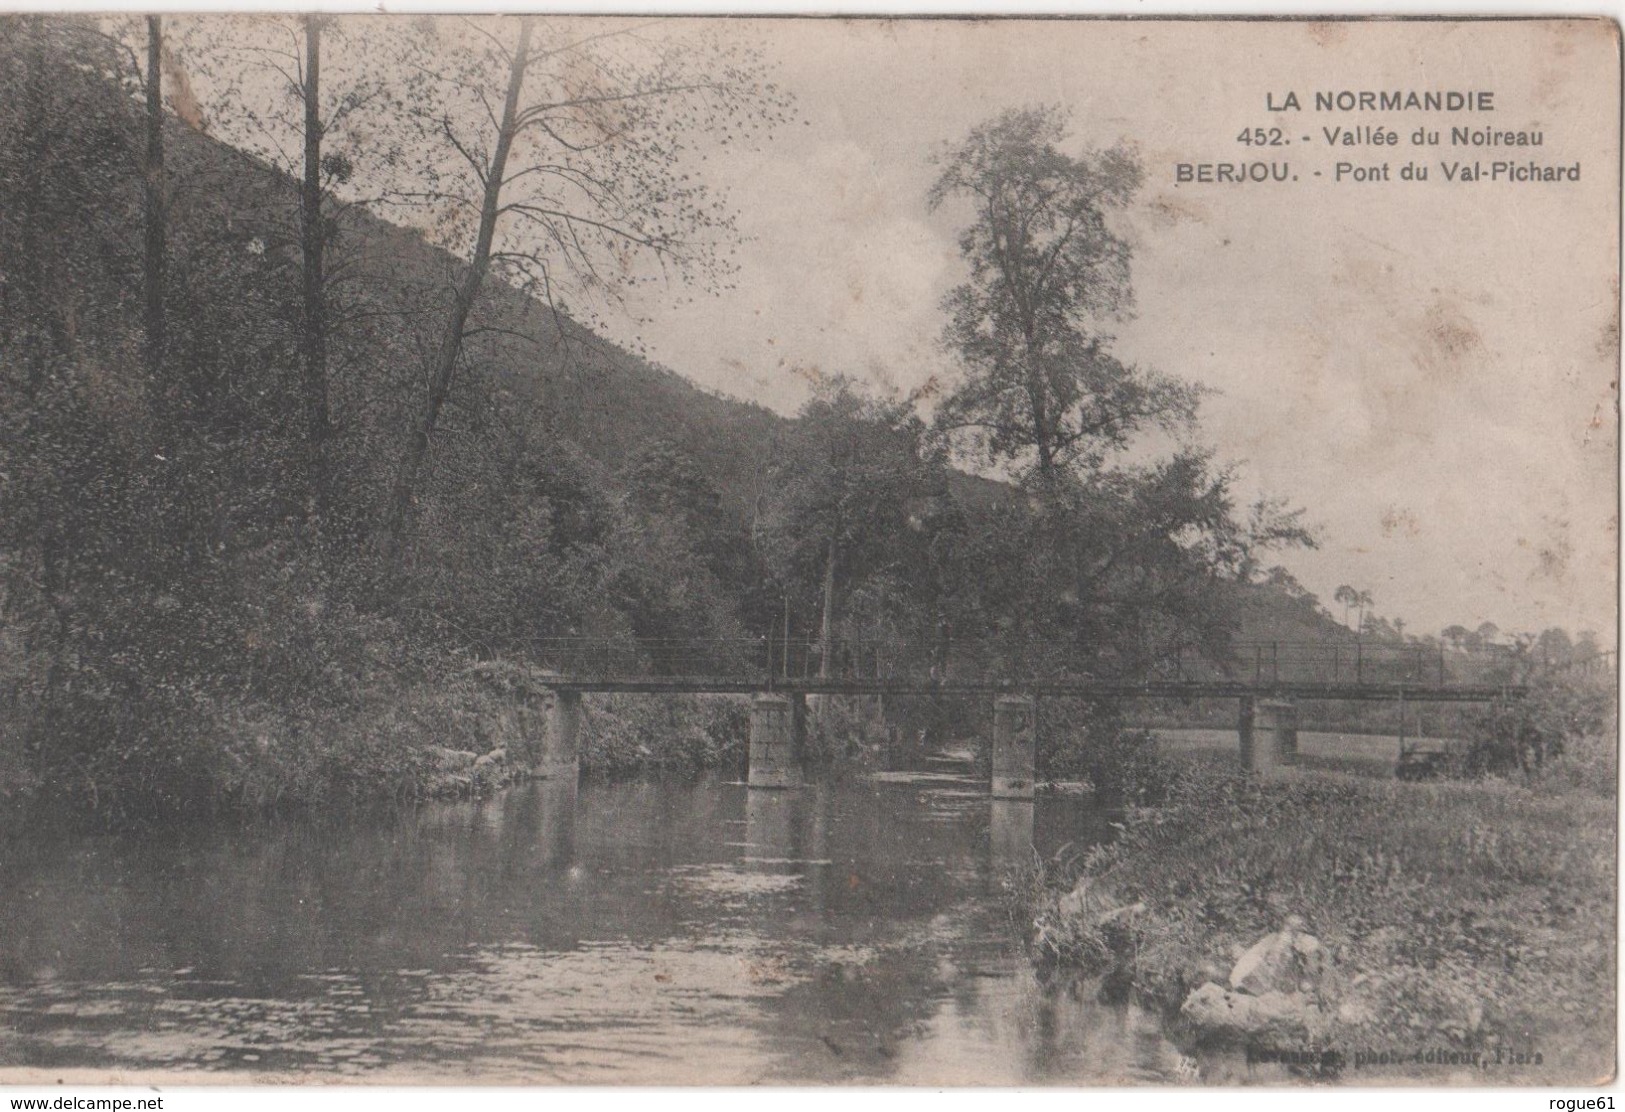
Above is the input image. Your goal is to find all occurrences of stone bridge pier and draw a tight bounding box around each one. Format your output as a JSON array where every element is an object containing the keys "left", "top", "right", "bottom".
[
  {"left": 1239, "top": 695, "right": 1299, "bottom": 773},
  {"left": 536, "top": 775, "right": 578, "bottom": 867},
  {"left": 989, "top": 799, "right": 1036, "bottom": 872},
  {"left": 748, "top": 692, "right": 806, "bottom": 788},
  {"left": 544, "top": 689, "right": 582, "bottom": 780},
  {"left": 992, "top": 694, "right": 1038, "bottom": 799},
  {"left": 748, "top": 690, "right": 1044, "bottom": 799}
]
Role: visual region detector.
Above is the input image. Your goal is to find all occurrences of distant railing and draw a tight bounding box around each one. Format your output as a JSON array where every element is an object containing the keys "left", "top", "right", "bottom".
[
  {"left": 520, "top": 636, "right": 1522, "bottom": 689},
  {"left": 1165, "top": 641, "right": 1515, "bottom": 688},
  {"left": 1549, "top": 649, "right": 1617, "bottom": 686}
]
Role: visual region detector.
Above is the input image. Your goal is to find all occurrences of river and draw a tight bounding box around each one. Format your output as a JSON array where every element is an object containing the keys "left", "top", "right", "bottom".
[{"left": 0, "top": 762, "right": 1191, "bottom": 1084}]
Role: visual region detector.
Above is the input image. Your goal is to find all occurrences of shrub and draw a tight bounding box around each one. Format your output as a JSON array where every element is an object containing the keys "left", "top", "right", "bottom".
[
  {"left": 1087, "top": 728, "right": 1175, "bottom": 805},
  {"left": 1462, "top": 680, "right": 1614, "bottom": 777},
  {"left": 1026, "top": 754, "right": 1615, "bottom": 1078},
  {"left": 31, "top": 683, "right": 229, "bottom": 826},
  {"left": 803, "top": 694, "right": 891, "bottom": 764},
  {"left": 580, "top": 693, "right": 748, "bottom": 774},
  {"left": 1039, "top": 698, "right": 1173, "bottom": 803}
]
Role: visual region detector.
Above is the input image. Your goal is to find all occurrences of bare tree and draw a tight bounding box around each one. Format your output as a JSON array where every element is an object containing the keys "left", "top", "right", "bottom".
[
  {"left": 169, "top": 15, "right": 402, "bottom": 530},
  {"left": 383, "top": 18, "right": 533, "bottom": 559},
  {"left": 298, "top": 15, "right": 331, "bottom": 528},
  {"left": 379, "top": 15, "right": 791, "bottom": 558}
]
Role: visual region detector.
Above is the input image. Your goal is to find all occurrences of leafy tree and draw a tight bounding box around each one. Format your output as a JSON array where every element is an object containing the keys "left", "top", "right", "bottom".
[
  {"left": 1464, "top": 678, "right": 1612, "bottom": 776},
  {"left": 925, "top": 105, "right": 1314, "bottom": 675},
  {"left": 408, "top": 426, "right": 748, "bottom": 661},
  {"left": 928, "top": 104, "right": 1197, "bottom": 489},
  {"left": 1263, "top": 565, "right": 1307, "bottom": 598},
  {"left": 1536, "top": 626, "right": 1575, "bottom": 669},
  {"left": 1334, "top": 585, "right": 1359, "bottom": 631},
  {"left": 757, "top": 378, "right": 940, "bottom": 676},
  {"left": 619, "top": 439, "right": 759, "bottom": 604},
  {"left": 1362, "top": 612, "right": 1396, "bottom": 642},
  {"left": 1354, "top": 589, "right": 1374, "bottom": 635},
  {"left": 949, "top": 456, "right": 1310, "bottom": 677}
]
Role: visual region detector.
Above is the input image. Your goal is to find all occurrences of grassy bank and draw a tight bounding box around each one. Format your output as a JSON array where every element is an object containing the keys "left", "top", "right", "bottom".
[
  {"left": 2, "top": 663, "right": 544, "bottom": 825},
  {"left": 1131, "top": 698, "right": 1476, "bottom": 739},
  {"left": 1028, "top": 733, "right": 1616, "bottom": 1083},
  {"left": 1, "top": 659, "right": 753, "bottom": 828},
  {"left": 1155, "top": 727, "right": 1431, "bottom": 779}
]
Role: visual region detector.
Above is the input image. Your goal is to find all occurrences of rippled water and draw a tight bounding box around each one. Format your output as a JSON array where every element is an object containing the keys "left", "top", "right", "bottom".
[{"left": 0, "top": 765, "right": 1188, "bottom": 1084}]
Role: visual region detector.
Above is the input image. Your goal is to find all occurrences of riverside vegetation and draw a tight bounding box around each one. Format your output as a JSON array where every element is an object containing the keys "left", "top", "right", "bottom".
[{"left": 1022, "top": 677, "right": 1617, "bottom": 1083}]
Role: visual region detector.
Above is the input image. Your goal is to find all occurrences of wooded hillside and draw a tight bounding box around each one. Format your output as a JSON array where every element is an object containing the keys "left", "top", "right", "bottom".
[{"left": 0, "top": 18, "right": 1324, "bottom": 822}]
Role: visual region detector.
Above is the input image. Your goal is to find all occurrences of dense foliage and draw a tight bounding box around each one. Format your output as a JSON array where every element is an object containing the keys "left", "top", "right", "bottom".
[{"left": 1461, "top": 679, "right": 1615, "bottom": 777}]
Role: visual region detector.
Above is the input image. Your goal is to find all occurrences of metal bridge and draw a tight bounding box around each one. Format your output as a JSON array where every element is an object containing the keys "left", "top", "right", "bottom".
[
  {"left": 501, "top": 636, "right": 1550, "bottom": 797},
  {"left": 523, "top": 636, "right": 1528, "bottom": 703}
]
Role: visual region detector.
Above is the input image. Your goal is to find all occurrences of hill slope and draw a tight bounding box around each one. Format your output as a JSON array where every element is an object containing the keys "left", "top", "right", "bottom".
[{"left": 164, "top": 107, "right": 1343, "bottom": 649}]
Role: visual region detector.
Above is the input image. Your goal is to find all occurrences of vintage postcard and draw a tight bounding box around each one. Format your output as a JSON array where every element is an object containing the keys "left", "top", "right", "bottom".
[{"left": 0, "top": 12, "right": 1616, "bottom": 1090}]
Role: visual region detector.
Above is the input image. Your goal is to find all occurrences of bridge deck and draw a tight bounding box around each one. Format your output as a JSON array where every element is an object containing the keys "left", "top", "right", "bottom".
[
  {"left": 542, "top": 676, "right": 1524, "bottom": 702},
  {"left": 510, "top": 637, "right": 1537, "bottom": 702}
]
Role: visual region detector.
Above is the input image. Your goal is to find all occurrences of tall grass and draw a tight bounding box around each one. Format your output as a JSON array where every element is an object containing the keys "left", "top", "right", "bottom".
[{"left": 1031, "top": 748, "right": 1616, "bottom": 1081}]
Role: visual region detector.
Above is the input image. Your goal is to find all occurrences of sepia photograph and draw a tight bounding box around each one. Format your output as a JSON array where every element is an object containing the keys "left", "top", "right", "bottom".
[{"left": 0, "top": 10, "right": 1617, "bottom": 1090}]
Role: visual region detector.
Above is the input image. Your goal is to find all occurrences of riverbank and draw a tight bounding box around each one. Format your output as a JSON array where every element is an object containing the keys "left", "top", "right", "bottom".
[
  {"left": 0, "top": 664, "right": 753, "bottom": 828},
  {"left": 1027, "top": 738, "right": 1616, "bottom": 1084},
  {"left": 1153, "top": 726, "right": 1444, "bottom": 778},
  {"left": 1130, "top": 698, "right": 1475, "bottom": 739}
]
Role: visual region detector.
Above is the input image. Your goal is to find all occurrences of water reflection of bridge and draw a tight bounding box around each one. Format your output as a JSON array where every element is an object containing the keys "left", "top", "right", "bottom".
[
  {"left": 511, "top": 772, "right": 1047, "bottom": 901},
  {"left": 497, "top": 637, "right": 1526, "bottom": 802}
]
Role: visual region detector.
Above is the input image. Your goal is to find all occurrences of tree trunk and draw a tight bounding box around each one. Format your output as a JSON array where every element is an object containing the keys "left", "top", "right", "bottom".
[
  {"left": 143, "top": 16, "right": 165, "bottom": 390},
  {"left": 385, "top": 18, "right": 533, "bottom": 560},
  {"left": 819, "top": 535, "right": 837, "bottom": 678},
  {"left": 1035, "top": 437, "right": 1054, "bottom": 487},
  {"left": 300, "top": 15, "right": 330, "bottom": 532},
  {"left": 1030, "top": 362, "right": 1053, "bottom": 485},
  {"left": 13, "top": 22, "right": 74, "bottom": 704},
  {"left": 1020, "top": 316, "right": 1055, "bottom": 489}
]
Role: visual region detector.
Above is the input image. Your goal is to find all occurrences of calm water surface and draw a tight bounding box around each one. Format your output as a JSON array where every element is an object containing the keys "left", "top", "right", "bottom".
[{"left": 0, "top": 765, "right": 1187, "bottom": 1083}]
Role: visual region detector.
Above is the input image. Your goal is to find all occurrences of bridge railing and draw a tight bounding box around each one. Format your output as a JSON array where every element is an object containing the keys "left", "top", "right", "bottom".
[
  {"left": 1182, "top": 641, "right": 1514, "bottom": 687},
  {"left": 529, "top": 637, "right": 758, "bottom": 678},
  {"left": 521, "top": 635, "right": 1518, "bottom": 689},
  {"left": 525, "top": 636, "right": 918, "bottom": 681},
  {"left": 1550, "top": 649, "right": 1617, "bottom": 687}
]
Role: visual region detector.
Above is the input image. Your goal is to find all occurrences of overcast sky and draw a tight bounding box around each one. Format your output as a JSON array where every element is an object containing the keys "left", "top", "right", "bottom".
[{"left": 577, "top": 17, "right": 1619, "bottom": 642}]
